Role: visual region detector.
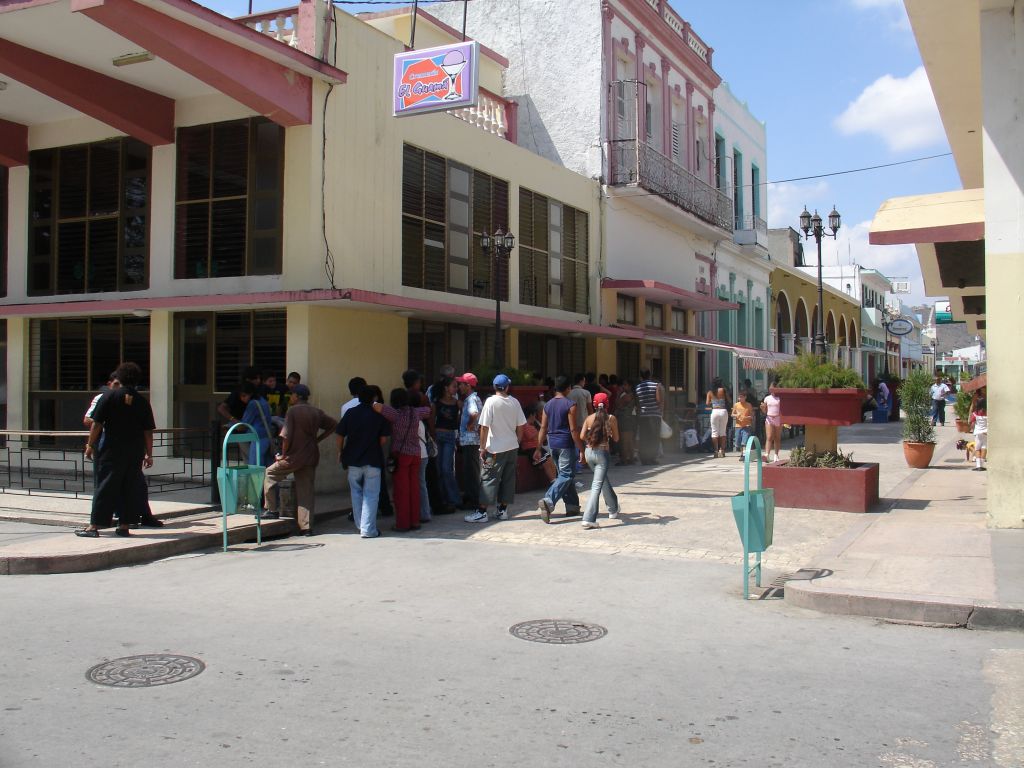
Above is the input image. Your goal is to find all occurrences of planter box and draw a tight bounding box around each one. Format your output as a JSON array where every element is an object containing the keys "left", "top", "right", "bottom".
[
  {"left": 763, "top": 461, "right": 879, "bottom": 513},
  {"left": 775, "top": 388, "right": 866, "bottom": 426}
]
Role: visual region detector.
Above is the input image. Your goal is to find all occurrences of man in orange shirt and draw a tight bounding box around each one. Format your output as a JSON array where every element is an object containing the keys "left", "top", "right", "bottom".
[{"left": 731, "top": 390, "right": 755, "bottom": 460}]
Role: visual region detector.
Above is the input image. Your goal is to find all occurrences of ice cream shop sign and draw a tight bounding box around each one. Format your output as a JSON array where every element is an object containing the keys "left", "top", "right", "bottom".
[{"left": 393, "top": 41, "right": 479, "bottom": 117}]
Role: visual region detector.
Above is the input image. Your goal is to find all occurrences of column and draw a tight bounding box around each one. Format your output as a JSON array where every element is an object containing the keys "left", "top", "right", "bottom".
[
  {"left": 634, "top": 35, "right": 647, "bottom": 144},
  {"left": 769, "top": 329, "right": 777, "bottom": 352},
  {"left": 149, "top": 310, "right": 173, "bottom": 429},
  {"left": 782, "top": 333, "right": 795, "bottom": 355},
  {"left": 661, "top": 58, "right": 672, "bottom": 156},
  {"left": 5, "top": 317, "right": 27, "bottom": 430}
]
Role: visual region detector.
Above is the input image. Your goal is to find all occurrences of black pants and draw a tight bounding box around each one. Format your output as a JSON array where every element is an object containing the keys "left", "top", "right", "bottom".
[
  {"left": 638, "top": 415, "right": 662, "bottom": 464},
  {"left": 460, "top": 444, "right": 481, "bottom": 507},
  {"left": 90, "top": 459, "right": 149, "bottom": 527}
]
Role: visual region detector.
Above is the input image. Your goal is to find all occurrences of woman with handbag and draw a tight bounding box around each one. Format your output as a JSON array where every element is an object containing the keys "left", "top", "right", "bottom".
[
  {"left": 430, "top": 376, "right": 462, "bottom": 514},
  {"left": 376, "top": 388, "right": 431, "bottom": 532},
  {"left": 578, "top": 393, "right": 621, "bottom": 529}
]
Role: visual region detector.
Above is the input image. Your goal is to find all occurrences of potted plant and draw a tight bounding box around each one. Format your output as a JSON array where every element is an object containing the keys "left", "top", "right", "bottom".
[
  {"left": 901, "top": 368, "right": 937, "bottom": 468},
  {"left": 954, "top": 389, "right": 973, "bottom": 433},
  {"left": 762, "top": 354, "right": 878, "bottom": 513}
]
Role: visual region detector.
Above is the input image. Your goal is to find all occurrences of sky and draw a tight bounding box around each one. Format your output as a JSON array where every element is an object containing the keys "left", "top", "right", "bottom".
[{"left": 202, "top": 0, "right": 960, "bottom": 307}]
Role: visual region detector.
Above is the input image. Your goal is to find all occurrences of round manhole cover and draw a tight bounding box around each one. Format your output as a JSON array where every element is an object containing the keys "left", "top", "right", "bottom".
[
  {"left": 509, "top": 619, "right": 607, "bottom": 644},
  {"left": 86, "top": 654, "right": 205, "bottom": 688}
]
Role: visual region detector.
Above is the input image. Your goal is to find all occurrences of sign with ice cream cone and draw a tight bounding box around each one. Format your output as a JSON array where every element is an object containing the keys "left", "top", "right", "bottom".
[{"left": 393, "top": 41, "right": 479, "bottom": 117}]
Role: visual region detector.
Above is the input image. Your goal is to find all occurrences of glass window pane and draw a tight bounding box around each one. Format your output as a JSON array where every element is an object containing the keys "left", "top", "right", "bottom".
[
  {"left": 29, "top": 226, "right": 52, "bottom": 294},
  {"left": 90, "top": 318, "right": 121, "bottom": 389},
  {"left": 212, "top": 121, "right": 249, "bottom": 198},
  {"left": 123, "top": 318, "right": 150, "bottom": 388},
  {"left": 125, "top": 139, "right": 149, "bottom": 173},
  {"left": 450, "top": 166, "right": 470, "bottom": 196},
  {"left": 180, "top": 316, "right": 209, "bottom": 386},
  {"left": 124, "top": 176, "right": 147, "bottom": 210},
  {"left": 58, "top": 319, "right": 88, "bottom": 390},
  {"left": 253, "top": 120, "right": 283, "bottom": 192},
  {"left": 253, "top": 311, "right": 286, "bottom": 383},
  {"left": 175, "top": 203, "right": 209, "bottom": 279},
  {"left": 30, "top": 319, "right": 58, "bottom": 390},
  {"left": 56, "top": 221, "right": 86, "bottom": 293},
  {"left": 450, "top": 230, "right": 468, "bottom": 261},
  {"left": 89, "top": 141, "right": 120, "bottom": 216},
  {"left": 214, "top": 313, "right": 249, "bottom": 391},
  {"left": 177, "top": 126, "right": 211, "bottom": 201},
  {"left": 449, "top": 262, "right": 468, "bottom": 291},
  {"left": 210, "top": 199, "right": 246, "bottom": 278},
  {"left": 450, "top": 198, "right": 469, "bottom": 228},
  {"left": 549, "top": 256, "right": 561, "bottom": 280},
  {"left": 58, "top": 147, "right": 87, "bottom": 219},
  {"left": 87, "top": 219, "right": 118, "bottom": 293}
]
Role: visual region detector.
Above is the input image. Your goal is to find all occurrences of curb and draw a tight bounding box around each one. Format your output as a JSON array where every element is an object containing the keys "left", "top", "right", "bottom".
[{"left": 785, "top": 578, "right": 1024, "bottom": 631}]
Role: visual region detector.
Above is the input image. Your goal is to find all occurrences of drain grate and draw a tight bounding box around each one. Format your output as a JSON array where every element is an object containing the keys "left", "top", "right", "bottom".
[
  {"left": 86, "top": 654, "right": 205, "bottom": 688},
  {"left": 757, "top": 567, "right": 833, "bottom": 600},
  {"left": 509, "top": 619, "right": 607, "bottom": 644}
]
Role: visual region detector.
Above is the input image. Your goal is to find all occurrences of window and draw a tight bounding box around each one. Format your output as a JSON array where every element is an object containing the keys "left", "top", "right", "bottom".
[
  {"left": 668, "top": 347, "right": 686, "bottom": 389},
  {"left": 645, "top": 301, "right": 664, "bottom": 329},
  {"left": 714, "top": 134, "right": 726, "bottom": 191},
  {"left": 402, "top": 144, "right": 509, "bottom": 299},
  {"left": 616, "top": 341, "right": 640, "bottom": 382},
  {"left": 616, "top": 294, "right": 636, "bottom": 324},
  {"left": 28, "top": 138, "right": 150, "bottom": 295},
  {"left": 733, "top": 150, "right": 743, "bottom": 226},
  {"left": 518, "top": 332, "right": 585, "bottom": 380},
  {"left": 29, "top": 316, "right": 150, "bottom": 430},
  {"left": 174, "top": 118, "right": 284, "bottom": 279},
  {"left": 408, "top": 320, "right": 499, "bottom": 378},
  {"left": 519, "top": 188, "right": 589, "bottom": 314},
  {"left": 751, "top": 165, "right": 761, "bottom": 220},
  {"left": 671, "top": 121, "right": 682, "bottom": 164},
  {"left": 671, "top": 308, "right": 687, "bottom": 333},
  {"left": 695, "top": 134, "right": 705, "bottom": 173}
]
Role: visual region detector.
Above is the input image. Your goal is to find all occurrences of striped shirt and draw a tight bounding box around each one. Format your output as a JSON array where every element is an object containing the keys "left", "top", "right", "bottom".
[{"left": 635, "top": 379, "right": 662, "bottom": 416}]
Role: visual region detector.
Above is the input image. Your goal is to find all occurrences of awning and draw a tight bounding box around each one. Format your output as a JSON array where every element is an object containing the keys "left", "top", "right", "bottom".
[
  {"left": 868, "top": 189, "right": 984, "bottom": 246},
  {"left": 602, "top": 278, "right": 739, "bottom": 312},
  {"left": 646, "top": 332, "right": 796, "bottom": 370},
  {"left": 962, "top": 373, "right": 986, "bottom": 393}
]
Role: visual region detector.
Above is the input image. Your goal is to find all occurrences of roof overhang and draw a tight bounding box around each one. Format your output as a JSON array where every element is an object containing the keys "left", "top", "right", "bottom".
[
  {"left": 602, "top": 278, "right": 739, "bottom": 312},
  {"left": 869, "top": 188, "right": 985, "bottom": 335},
  {"left": 646, "top": 332, "right": 796, "bottom": 370}
]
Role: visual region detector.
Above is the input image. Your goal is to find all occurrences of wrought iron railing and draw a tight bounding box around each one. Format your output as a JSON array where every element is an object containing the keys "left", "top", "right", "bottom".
[
  {"left": 0, "top": 428, "right": 213, "bottom": 499},
  {"left": 608, "top": 139, "right": 733, "bottom": 231},
  {"left": 735, "top": 214, "right": 767, "bottom": 235}
]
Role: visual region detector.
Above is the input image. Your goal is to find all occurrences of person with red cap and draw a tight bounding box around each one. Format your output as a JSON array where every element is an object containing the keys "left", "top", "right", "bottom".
[
  {"left": 578, "top": 392, "right": 621, "bottom": 528},
  {"left": 456, "top": 372, "right": 483, "bottom": 510}
]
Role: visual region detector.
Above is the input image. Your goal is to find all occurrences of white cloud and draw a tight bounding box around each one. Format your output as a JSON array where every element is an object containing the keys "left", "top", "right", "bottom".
[
  {"left": 834, "top": 67, "right": 945, "bottom": 152},
  {"left": 827, "top": 220, "right": 930, "bottom": 304},
  {"left": 766, "top": 180, "right": 830, "bottom": 231}
]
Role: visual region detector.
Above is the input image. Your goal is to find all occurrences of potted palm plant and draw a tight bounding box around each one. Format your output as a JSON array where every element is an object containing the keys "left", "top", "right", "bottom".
[
  {"left": 901, "top": 368, "right": 937, "bottom": 468},
  {"left": 954, "top": 389, "right": 973, "bottom": 433}
]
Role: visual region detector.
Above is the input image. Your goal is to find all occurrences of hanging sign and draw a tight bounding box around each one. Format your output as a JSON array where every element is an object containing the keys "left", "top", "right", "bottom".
[
  {"left": 887, "top": 318, "right": 914, "bottom": 336},
  {"left": 393, "top": 41, "right": 480, "bottom": 117}
]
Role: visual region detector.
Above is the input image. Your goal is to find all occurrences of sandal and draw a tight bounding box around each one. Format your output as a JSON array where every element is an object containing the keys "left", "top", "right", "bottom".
[{"left": 74, "top": 529, "right": 99, "bottom": 538}]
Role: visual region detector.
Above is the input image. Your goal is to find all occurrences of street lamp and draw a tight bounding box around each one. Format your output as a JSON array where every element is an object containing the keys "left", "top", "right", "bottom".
[
  {"left": 480, "top": 228, "right": 516, "bottom": 367},
  {"left": 799, "top": 205, "right": 841, "bottom": 358}
]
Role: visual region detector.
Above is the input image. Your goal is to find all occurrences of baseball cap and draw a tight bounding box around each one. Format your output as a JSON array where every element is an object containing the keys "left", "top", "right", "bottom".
[
  {"left": 456, "top": 372, "right": 478, "bottom": 387},
  {"left": 493, "top": 374, "right": 512, "bottom": 390},
  {"left": 292, "top": 384, "right": 311, "bottom": 398},
  {"left": 593, "top": 392, "right": 609, "bottom": 408}
]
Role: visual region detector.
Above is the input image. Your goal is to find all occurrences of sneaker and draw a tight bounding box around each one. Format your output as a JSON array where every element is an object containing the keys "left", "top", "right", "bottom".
[
  {"left": 538, "top": 498, "right": 553, "bottom": 524},
  {"left": 495, "top": 507, "right": 509, "bottom": 521},
  {"left": 581, "top": 521, "right": 598, "bottom": 529},
  {"left": 608, "top": 510, "right": 619, "bottom": 519},
  {"left": 464, "top": 510, "right": 489, "bottom": 523}
]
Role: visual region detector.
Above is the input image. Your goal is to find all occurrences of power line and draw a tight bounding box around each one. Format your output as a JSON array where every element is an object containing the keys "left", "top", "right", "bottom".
[{"left": 765, "top": 152, "right": 953, "bottom": 188}]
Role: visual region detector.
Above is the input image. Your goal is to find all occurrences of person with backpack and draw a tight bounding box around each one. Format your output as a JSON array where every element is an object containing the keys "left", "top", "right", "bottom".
[{"left": 578, "top": 392, "right": 621, "bottom": 529}]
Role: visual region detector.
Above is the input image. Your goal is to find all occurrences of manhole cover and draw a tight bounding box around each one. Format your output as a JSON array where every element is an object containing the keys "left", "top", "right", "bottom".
[
  {"left": 86, "top": 654, "right": 205, "bottom": 688},
  {"left": 509, "top": 619, "right": 607, "bottom": 644}
]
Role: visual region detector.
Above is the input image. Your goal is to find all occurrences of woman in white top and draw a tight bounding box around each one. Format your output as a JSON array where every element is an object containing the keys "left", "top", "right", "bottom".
[
  {"left": 760, "top": 384, "right": 782, "bottom": 463},
  {"left": 970, "top": 397, "right": 988, "bottom": 471}
]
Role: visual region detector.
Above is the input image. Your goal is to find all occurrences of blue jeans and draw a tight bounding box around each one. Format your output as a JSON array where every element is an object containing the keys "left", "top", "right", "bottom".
[
  {"left": 435, "top": 431, "right": 461, "bottom": 506},
  {"left": 931, "top": 399, "right": 946, "bottom": 426},
  {"left": 582, "top": 448, "right": 618, "bottom": 523},
  {"left": 734, "top": 427, "right": 751, "bottom": 452},
  {"left": 348, "top": 465, "right": 381, "bottom": 537},
  {"left": 419, "top": 456, "right": 431, "bottom": 521},
  {"left": 544, "top": 446, "right": 580, "bottom": 512}
]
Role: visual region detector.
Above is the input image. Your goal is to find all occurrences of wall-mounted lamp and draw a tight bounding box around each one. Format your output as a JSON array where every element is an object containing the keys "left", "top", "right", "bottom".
[{"left": 131, "top": 309, "right": 152, "bottom": 318}]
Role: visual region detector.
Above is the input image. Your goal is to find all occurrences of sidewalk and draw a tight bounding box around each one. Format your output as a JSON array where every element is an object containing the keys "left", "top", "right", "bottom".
[{"left": 0, "top": 422, "right": 1021, "bottom": 631}]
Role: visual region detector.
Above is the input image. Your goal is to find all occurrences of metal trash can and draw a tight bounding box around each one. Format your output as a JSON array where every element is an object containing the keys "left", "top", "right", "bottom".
[
  {"left": 215, "top": 423, "right": 266, "bottom": 552},
  {"left": 731, "top": 436, "right": 775, "bottom": 599}
]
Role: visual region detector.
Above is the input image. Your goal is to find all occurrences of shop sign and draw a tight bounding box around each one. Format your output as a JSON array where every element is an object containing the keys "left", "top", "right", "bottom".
[{"left": 394, "top": 41, "right": 479, "bottom": 117}]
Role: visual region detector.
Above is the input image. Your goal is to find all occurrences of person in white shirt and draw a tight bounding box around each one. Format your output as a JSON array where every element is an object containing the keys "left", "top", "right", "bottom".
[
  {"left": 930, "top": 376, "right": 951, "bottom": 426},
  {"left": 970, "top": 397, "right": 988, "bottom": 471},
  {"left": 340, "top": 376, "right": 367, "bottom": 420},
  {"left": 464, "top": 374, "right": 526, "bottom": 523}
]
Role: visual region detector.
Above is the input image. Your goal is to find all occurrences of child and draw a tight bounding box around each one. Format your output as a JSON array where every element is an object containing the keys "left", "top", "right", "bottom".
[
  {"left": 969, "top": 397, "right": 988, "bottom": 471},
  {"left": 731, "top": 391, "right": 755, "bottom": 460},
  {"left": 760, "top": 384, "right": 782, "bottom": 463}
]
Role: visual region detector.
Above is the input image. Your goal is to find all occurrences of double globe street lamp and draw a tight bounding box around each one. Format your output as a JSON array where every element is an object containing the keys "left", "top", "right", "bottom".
[
  {"left": 799, "top": 205, "right": 841, "bottom": 359},
  {"left": 480, "top": 228, "right": 516, "bottom": 367}
]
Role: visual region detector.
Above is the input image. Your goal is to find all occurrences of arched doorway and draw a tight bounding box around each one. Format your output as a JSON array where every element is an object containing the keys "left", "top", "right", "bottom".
[
  {"left": 794, "top": 299, "right": 810, "bottom": 351},
  {"left": 775, "top": 291, "right": 792, "bottom": 352}
]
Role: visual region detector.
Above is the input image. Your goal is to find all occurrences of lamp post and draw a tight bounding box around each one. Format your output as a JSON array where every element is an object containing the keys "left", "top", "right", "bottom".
[
  {"left": 480, "top": 228, "right": 516, "bottom": 368},
  {"left": 799, "top": 205, "right": 841, "bottom": 358}
]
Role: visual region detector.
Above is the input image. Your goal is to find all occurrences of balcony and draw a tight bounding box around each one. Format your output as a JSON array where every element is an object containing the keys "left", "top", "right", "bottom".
[
  {"left": 448, "top": 88, "right": 518, "bottom": 142},
  {"left": 609, "top": 139, "right": 732, "bottom": 232},
  {"left": 241, "top": 8, "right": 300, "bottom": 47},
  {"left": 733, "top": 214, "right": 769, "bottom": 254}
]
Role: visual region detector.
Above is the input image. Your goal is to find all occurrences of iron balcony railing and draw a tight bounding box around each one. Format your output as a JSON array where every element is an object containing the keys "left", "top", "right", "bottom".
[
  {"left": 608, "top": 139, "right": 733, "bottom": 232},
  {"left": 735, "top": 214, "right": 768, "bottom": 235},
  {"left": 0, "top": 428, "right": 213, "bottom": 499}
]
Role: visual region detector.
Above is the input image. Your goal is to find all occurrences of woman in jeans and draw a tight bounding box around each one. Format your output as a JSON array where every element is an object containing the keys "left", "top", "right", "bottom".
[
  {"left": 578, "top": 392, "right": 621, "bottom": 529},
  {"left": 431, "top": 376, "right": 461, "bottom": 513}
]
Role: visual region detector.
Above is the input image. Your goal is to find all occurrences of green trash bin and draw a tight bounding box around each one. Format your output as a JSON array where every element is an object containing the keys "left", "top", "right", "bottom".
[
  {"left": 215, "top": 423, "right": 266, "bottom": 552},
  {"left": 731, "top": 435, "right": 775, "bottom": 599}
]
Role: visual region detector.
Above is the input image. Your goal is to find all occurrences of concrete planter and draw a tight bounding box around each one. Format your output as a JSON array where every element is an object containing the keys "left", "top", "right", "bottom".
[
  {"left": 775, "top": 388, "right": 866, "bottom": 426},
  {"left": 762, "top": 461, "right": 880, "bottom": 513}
]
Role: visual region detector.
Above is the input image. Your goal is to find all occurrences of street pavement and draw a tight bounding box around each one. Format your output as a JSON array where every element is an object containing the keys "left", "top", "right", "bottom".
[{"left": 0, "top": 419, "right": 1021, "bottom": 625}]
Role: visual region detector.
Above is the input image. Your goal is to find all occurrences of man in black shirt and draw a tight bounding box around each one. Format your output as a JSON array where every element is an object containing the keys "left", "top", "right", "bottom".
[
  {"left": 336, "top": 386, "right": 391, "bottom": 538},
  {"left": 76, "top": 362, "right": 156, "bottom": 537}
]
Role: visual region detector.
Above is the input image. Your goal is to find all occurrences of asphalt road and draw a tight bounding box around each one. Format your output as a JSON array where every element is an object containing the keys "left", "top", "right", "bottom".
[{"left": 1, "top": 527, "right": 1022, "bottom": 767}]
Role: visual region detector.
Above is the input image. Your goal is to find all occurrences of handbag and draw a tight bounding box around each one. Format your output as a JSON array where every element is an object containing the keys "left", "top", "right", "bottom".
[
  {"left": 423, "top": 434, "right": 439, "bottom": 459},
  {"left": 660, "top": 418, "right": 673, "bottom": 439}
]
